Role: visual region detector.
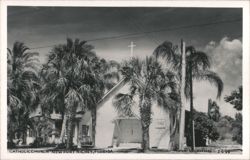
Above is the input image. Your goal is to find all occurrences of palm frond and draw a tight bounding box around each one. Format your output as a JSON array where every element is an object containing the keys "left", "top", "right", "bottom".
[
  {"left": 8, "top": 94, "right": 22, "bottom": 109},
  {"left": 65, "top": 88, "right": 84, "bottom": 109},
  {"left": 156, "top": 90, "right": 179, "bottom": 111},
  {"left": 21, "top": 70, "right": 39, "bottom": 81},
  {"left": 7, "top": 48, "right": 12, "bottom": 57},
  {"left": 13, "top": 41, "right": 30, "bottom": 58},
  {"left": 189, "top": 50, "right": 211, "bottom": 71},
  {"left": 22, "top": 52, "right": 39, "bottom": 61},
  {"left": 153, "top": 41, "right": 179, "bottom": 64},
  {"left": 56, "top": 77, "right": 68, "bottom": 93},
  {"left": 194, "top": 70, "right": 224, "bottom": 98},
  {"left": 79, "top": 40, "right": 87, "bottom": 48},
  {"left": 113, "top": 93, "right": 135, "bottom": 117}
]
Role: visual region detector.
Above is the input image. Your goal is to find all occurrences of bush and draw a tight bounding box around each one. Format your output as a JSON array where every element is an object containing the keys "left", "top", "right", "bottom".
[
  {"left": 56, "top": 143, "right": 66, "bottom": 149},
  {"left": 232, "top": 113, "right": 242, "bottom": 144},
  {"left": 7, "top": 141, "right": 16, "bottom": 149},
  {"left": 185, "top": 110, "right": 219, "bottom": 147},
  {"left": 30, "top": 137, "right": 43, "bottom": 148}
]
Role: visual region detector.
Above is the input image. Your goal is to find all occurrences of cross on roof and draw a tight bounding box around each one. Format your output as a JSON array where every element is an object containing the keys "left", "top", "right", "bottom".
[{"left": 128, "top": 41, "right": 136, "bottom": 58}]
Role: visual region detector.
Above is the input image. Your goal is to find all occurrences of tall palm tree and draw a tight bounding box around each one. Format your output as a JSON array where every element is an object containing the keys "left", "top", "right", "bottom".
[
  {"left": 41, "top": 38, "right": 118, "bottom": 149},
  {"left": 7, "top": 42, "right": 40, "bottom": 145},
  {"left": 41, "top": 38, "right": 97, "bottom": 149},
  {"left": 40, "top": 40, "right": 71, "bottom": 144},
  {"left": 113, "top": 56, "right": 178, "bottom": 152},
  {"left": 153, "top": 41, "right": 223, "bottom": 150}
]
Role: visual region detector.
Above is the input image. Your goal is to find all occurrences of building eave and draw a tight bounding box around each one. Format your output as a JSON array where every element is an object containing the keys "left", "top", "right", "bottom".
[{"left": 96, "top": 78, "right": 126, "bottom": 110}]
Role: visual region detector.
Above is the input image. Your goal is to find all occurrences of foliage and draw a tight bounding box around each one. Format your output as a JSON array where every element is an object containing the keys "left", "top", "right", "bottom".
[
  {"left": 30, "top": 116, "right": 54, "bottom": 144},
  {"left": 7, "top": 42, "right": 40, "bottom": 146},
  {"left": 208, "top": 99, "right": 221, "bottom": 122},
  {"left": 231, "top": 113, "right": 242, "bottom": 144},
  {"left": 153, "top": 41, "right": 223, "bottom": 99},
  {"left": 224, "top": 86, "right": 242, "bottom": 144},
  {"left": 113, "top": 56, "right": 179, "bottom": 151},
  {"left": 215, "top": 113, "right": 242, "bottom": 144},
  {"left": 216, "top": 115, "right": 233, "bottom": 140},
  {"left": 224, "top": 86, "right": 242, "bottom": 111},
  {"left": 153, "top": 41, "right": 223, "bottom": 149},
  {"left": 41, "top": 38, "right": 120, "bottom": 149},
  {"left": 40, "top": 38, "right": 96, "bottom": 148},
  {"left": 29, "top": 122, "right": 57, "bottom": 149},
  {"left": 186, "top": 110, "right": 219, "bottom": 147}
]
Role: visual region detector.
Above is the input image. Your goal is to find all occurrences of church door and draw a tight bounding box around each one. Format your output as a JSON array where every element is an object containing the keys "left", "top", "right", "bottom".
[{"left": 119, "top": 119, "right": 142, "bottom": 143}]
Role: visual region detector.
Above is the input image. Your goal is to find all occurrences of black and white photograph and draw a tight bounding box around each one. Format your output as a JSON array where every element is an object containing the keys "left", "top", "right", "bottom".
[{"left": 1, "top": 0, "right": 249, "bottom": 159}]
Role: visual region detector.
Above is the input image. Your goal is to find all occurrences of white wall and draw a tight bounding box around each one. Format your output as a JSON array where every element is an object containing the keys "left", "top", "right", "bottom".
[
  {"left": 78, "top": 111, "right": 92, "bottom": 145},
  {"left": 95, "top": 83, "right": 131, "bottom": 148},
  {"left": 150, "top": 103, "right": 171, "bottom": 149}
]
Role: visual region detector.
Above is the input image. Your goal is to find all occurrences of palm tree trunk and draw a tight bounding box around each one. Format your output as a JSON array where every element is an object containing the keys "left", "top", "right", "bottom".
[
  {"left": 139, "top": 95, "right": 151, "bottom": 152},
  {"left": 59, "top": 114, "right": 67, "bottom": 144},
  {"left": 66, "top": 115, "right": 74, "bottom": 149},
  {"left": 141, "top": 125, "right": 150, "bottom": 151},
  {"left": 35, "top": 127, "right": 40, "bottom": 147},
  {"left": 169, "top": 113, "right": 178, "bottom": 150},
  {"left": 91, "top": 107, "right": 97, "bottom": 147},
  {"left": 22, "top": 131, "right": 27, "bottom": 144},
  {"left": 66, "top": 104, "right": 77, "bottom": 149}
]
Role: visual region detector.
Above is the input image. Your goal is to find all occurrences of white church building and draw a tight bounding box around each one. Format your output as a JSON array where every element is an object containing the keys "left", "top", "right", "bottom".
[{"left": 26, "top": 78, "right": 175, "bottom": 149}]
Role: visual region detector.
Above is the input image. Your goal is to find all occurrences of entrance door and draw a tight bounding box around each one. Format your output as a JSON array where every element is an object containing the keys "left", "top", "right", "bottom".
[
  {"left": 119, "top": 119, "right": 142, "bottom": 143},
  {"left": 81, "top": 125, "right": 91, "bottom": 145}
]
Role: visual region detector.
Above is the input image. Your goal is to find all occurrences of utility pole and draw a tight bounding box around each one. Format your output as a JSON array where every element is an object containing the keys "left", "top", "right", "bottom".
[
  {"left": 179, "top": 39, "right": 186, "bottom": 150},
  {"left": 189, "top": 48, "right": 195, "bottom": 151}
]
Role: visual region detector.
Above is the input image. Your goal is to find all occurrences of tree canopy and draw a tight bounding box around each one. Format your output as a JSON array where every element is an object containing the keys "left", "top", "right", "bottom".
[
  {"left": 185, "top": 110, "right": 219, "bottom": 147},
  {"left": 7, "top": 42, "right": 40, "bottom": 146},
  {"left": 224, "top": 86, "right": 242, "bottom": 144},
  {"left": 224, "top": 86, "right": 242, "bottom": 111}
]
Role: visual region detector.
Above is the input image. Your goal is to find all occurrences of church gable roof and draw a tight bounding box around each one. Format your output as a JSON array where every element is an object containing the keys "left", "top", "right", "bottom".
[{"left": 97, "top": 78, "right": 126, "bottom": 110}]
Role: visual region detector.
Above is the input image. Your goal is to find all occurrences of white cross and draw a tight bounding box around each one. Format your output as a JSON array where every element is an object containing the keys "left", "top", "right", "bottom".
[{"left": 128, "top": 41, "right": 136, "bottom": 58}]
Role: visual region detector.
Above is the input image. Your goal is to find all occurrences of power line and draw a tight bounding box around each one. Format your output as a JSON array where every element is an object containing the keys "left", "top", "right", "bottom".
[
  {"left": 29, "top": 18, "right": 242, "bottom": 50},
  {"left": 116, "top": 9, "right": 160, "bottom": 45}
]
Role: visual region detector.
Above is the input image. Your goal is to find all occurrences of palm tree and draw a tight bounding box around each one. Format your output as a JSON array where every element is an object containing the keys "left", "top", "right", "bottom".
[
  {"left": 153, "top": 41, "right": 223, "bottom": 150},
  {"left": 40, "top": 40, "right": 72, "bottom": 144},
  {"left": 41, "top": 38, "right": 118, "bottom": 149},
  {"left": 113, "top": 56, "right": 178, "bottom": 152},
  {"left": 7, "top": 42, "right": 40, "bottom": 145}
]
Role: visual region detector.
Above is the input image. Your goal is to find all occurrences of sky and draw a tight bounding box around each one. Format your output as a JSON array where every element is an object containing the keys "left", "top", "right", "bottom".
[{"left": 7, "top": 7, "right": 242, "bottom": 117}]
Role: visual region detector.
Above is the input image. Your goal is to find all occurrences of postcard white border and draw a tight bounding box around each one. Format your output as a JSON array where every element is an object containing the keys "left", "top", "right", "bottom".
[{"left": 1, "top": 0, "right": 249, "bottom": 159}]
